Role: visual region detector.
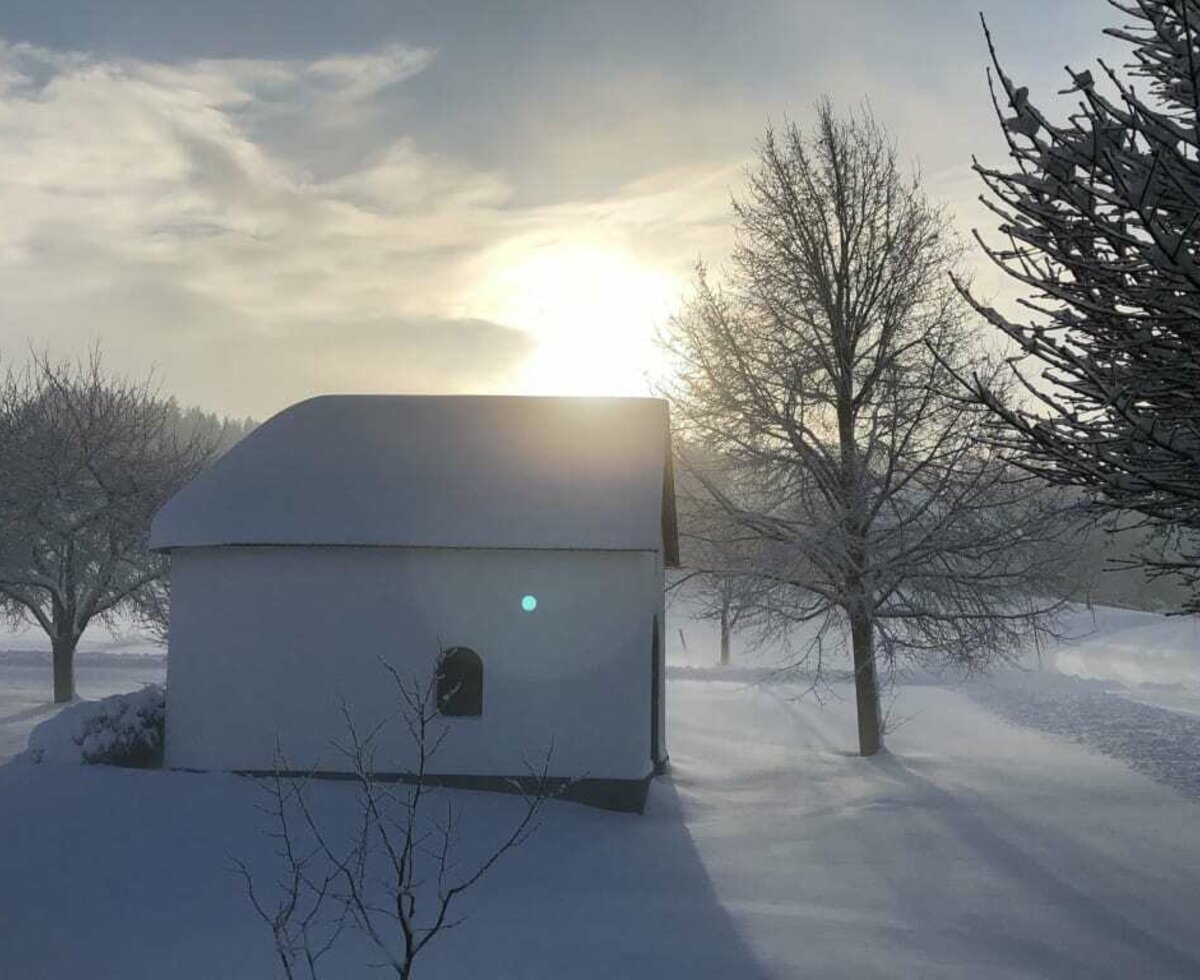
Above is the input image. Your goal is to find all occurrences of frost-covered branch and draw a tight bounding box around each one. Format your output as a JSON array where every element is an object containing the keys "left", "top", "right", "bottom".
[
  {"left": 961, "top": 3, "right": 1200, "bottom": 610},
  {"left": 237, "top": 665, "right": 555, "bottom": 979}
]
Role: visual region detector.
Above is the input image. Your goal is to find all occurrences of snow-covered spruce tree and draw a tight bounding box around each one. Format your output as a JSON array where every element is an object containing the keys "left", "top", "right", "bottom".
[
  {"left": 0, "top": 351, "right": 217, "bottom": 701},
  {"left": 663, "top": 102, "right": 1069, "bottom": 755},
  {"left": 961, "top": 2, "right": 1200, "bottom": 609}
]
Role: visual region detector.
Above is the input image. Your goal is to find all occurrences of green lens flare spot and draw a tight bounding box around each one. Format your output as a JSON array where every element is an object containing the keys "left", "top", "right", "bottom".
[{"left": 521, "top": 594, "right": 538, "bottom": 612}]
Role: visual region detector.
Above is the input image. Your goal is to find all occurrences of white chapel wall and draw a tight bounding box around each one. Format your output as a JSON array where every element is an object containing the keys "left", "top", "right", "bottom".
[{"left": 165, "top": 545, "right": 661, "bottom": 780}]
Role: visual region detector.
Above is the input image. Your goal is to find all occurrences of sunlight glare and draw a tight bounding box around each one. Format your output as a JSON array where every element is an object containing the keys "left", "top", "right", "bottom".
[{"left": 470, "top": 242, "right": 684, "bottom": 396}]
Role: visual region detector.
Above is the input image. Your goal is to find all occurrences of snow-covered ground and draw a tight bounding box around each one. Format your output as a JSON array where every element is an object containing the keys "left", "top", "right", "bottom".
[
  {"left": 1, "top": 606, "right": 1198, "bottom": 978},
  {"left": 0, "top": 654, "right": 165, "bottom": 763}
]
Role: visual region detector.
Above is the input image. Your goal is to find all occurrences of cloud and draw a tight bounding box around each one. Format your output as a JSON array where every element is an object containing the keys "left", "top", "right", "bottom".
[
  {"left": 0, "top": 38, "right": 547, "bottom": 415},
  {"left": 160, "top": 315, "right": 538, "bottom": 412},
  {"left": 0, "top": 2, "right": 1135, "bottom": 420},
  {"left": 0, "top": 32, "right": 747, "bottom": 418},
  {"left": 319, "top": 138, "right": 510, "bottom": 214},
  {"left": 306, "top": 43, "right": 434, "bottom": 103}
]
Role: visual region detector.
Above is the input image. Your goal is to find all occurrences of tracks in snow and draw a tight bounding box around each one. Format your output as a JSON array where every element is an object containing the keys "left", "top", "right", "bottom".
[{"left": 967, "top": 672, "right": 1200, "bottom": 801}]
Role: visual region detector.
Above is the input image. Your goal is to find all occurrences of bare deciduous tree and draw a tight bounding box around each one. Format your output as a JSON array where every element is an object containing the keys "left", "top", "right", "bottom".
[
  {"left": 0, "top": 351, "right": 216, "bottom": 701},
  {"left": 129, "top": 412, "right": 253, "bottom": 644},
  {"left": 663, "top": 102, "right": 1070, "bottom": 755},
  {"left": 671, "top": 445, "right": 758, "bottom": 666},
  {"left": 235, "top": 662, "right": 554, "bottom": 980},
  {"left": 129, "top": 578, "right": 172, "bottom": 647}
]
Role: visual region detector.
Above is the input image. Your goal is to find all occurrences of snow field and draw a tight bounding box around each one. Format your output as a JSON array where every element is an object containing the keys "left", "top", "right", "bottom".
[
  {"left": 0, "top": 604, "right": 1198, "bottom": 977},
  {"left": 675, "top": 679, "right": 1200, "bottom": 978}
]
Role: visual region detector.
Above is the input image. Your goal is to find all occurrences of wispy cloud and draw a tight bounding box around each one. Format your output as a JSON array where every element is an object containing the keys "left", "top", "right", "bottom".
[
  {"left": 0, "top": 39, "right": 548, "bottom": 412},
  {"left": 0, "top": 1, "right": 1105, "bottom": 418},
  {"left": 306, "top": 42, "right": 433, "bottom": 103},
  {"left": 0, "top": 33, "right": 737, "bottom": 416}
]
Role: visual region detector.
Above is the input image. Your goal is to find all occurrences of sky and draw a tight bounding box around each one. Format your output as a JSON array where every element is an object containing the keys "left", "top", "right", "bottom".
[{"left": 0, "top": 1, "right": 1124, "bottom": 420}]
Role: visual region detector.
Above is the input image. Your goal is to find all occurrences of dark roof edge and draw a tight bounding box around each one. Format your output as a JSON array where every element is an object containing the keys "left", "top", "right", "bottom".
[
  {"left": 661, "top": 440, "right": 680, "bottom": 569},
  {"left": 154, "top": 542, "right": 668, "bottom": 556}
]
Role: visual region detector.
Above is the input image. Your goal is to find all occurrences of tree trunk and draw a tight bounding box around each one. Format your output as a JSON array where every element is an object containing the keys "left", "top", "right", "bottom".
[
  {"left": 719, "top": 598, "right": 731, "bottom": 666},
  {"left": 835, "top": 349, "right": 879, "bottom": 754},
  {"left": 849, "top": 605, "right": 881, "bottom": 756},
  {"left": 52, "top": 635, "right": 77, "bottom": 703}
]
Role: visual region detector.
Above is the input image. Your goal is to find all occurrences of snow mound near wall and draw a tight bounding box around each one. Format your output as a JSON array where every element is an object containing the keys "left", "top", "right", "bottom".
[
  {"left": 1048, "top": 606, "right": 1200, "bottom": 689},
  {"left": 20, "top": 685, "right": 165, "bottom": 766}
]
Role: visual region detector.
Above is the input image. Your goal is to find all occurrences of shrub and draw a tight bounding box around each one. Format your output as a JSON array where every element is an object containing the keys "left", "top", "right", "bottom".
[{"left": 76, "top": 685, "right": 166, "bottom": 768}]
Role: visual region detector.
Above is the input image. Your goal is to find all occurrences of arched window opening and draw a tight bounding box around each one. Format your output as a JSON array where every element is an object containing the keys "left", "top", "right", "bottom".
[{"left": 436, "top": 647, "right": 483, "bottom": 717}]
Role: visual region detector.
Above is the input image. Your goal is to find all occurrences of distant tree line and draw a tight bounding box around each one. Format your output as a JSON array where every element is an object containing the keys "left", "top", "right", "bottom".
[{"left": 0, "top": 350, "right": 252, "bottom": 702}]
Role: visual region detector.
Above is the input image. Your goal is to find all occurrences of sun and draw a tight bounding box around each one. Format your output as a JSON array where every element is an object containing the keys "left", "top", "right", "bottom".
[{"left": 468, "top": 241, "right": 684, "bottom": 396}]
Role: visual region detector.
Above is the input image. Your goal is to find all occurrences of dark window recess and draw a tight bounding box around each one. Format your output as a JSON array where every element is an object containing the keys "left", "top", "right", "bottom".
[{"left": 436, "top": 647, "right": 483, "bottom": 717}]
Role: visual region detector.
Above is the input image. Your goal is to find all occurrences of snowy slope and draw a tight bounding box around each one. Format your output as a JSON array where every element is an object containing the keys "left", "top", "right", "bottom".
[{"left": 1046, "top": 604, "right": 1200, "bottom": 699}]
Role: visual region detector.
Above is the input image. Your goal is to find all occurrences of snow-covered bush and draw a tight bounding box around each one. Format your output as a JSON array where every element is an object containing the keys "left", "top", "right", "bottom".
[{"left": 75, "top": 685, "right": 166, "bottom": 768}]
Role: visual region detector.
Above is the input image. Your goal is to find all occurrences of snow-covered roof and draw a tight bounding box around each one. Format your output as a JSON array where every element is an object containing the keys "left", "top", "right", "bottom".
[{"left": 151, "top": 395, "right": 679, "bottom": 564}]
